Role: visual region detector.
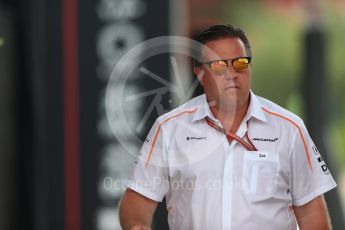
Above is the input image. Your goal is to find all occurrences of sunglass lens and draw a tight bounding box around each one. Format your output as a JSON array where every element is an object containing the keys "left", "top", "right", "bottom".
[
  {"left": 210, "top": 60, "right": 227, "bottom": 75},
  {"left": 233, "top": 58, "right": 250, "bottom": 71}
]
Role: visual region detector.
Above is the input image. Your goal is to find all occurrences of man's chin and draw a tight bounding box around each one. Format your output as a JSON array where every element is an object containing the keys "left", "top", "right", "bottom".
[{"left": 222, "top": 91, "right": 238, "bottom": 101}]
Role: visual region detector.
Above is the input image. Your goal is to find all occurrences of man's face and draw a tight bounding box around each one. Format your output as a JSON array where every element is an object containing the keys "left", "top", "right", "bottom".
[{"left": 194, "top": 37, "right": 252, "bottom": 110}]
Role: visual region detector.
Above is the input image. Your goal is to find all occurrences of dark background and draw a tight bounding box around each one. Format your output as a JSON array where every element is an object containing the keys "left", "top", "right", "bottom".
[{"left": 1, "top": 0, "right": 344, "bottom": 229}]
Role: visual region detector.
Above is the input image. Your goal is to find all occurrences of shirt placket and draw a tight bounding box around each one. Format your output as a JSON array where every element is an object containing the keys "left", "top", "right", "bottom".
[{"left": 222, "top": 120, "right": 249, "bottom": 230}]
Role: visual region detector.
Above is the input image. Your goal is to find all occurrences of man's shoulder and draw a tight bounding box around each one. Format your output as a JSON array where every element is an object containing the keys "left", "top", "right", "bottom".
[
  {"left": 256, "top": 95, "right": 304, "bottom": 126},
  {"left": 156, "top": 94, "right": 204, "bottom": 124}
]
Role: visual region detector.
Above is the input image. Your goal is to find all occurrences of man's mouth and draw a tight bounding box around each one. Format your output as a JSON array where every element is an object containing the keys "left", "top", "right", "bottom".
[{"left": 224, "top": 85, "right": 239, "bottom": 90}]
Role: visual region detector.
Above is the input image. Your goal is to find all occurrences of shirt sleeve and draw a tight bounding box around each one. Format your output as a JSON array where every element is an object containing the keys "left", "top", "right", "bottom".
[
  {"left": 290, "top": 121, "right": 337, "bottom": 206},
  {"left": 126, "top": 118, "right": 169, "bottom": 202}
]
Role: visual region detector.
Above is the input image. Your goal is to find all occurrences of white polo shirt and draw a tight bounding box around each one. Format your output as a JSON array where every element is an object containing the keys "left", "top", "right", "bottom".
[{"left": 127, "top": 91, "right": 337, "bottom": 230}]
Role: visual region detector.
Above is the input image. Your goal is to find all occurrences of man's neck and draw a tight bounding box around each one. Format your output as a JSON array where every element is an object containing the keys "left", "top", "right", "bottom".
[{"left": 209, "top": 97, "right": 250, "bottom": 134}]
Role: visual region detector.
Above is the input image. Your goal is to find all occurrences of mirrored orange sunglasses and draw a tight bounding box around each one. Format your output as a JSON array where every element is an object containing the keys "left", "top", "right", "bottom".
[{"left": 202, "top": 57, "right": 252, "bottom": 75}]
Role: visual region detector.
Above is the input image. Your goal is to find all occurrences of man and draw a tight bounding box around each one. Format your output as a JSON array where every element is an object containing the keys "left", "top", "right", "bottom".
[{"left": 119, "top": 24, "right": 337, "bottom": 230}]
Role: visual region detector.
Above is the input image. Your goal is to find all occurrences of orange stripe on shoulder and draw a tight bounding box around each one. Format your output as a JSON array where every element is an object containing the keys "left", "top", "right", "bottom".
[
  {"left": 262, "top": 107, "right": 313, "bottom": 170},
  {"left": 145, "top": 108, "right": 198, "bottom": 168}
]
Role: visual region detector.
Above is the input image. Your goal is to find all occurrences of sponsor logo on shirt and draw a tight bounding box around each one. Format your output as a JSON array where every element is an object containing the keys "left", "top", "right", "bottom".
[
  {"left": 186, "top": 136, "right": 206, "bottom": 141},
  {"left": 312, "top": 146, "right": 319, "bottom": 155},
  {"left": 312, "top": 145, "right": 330, "bottom": 175},
  {"left": 252, "top": 137, "right": 278, "bottom": 142}
]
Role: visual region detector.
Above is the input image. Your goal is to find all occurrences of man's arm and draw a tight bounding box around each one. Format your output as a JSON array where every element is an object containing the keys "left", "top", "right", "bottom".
[
  {"left": 293, "top": 195, "right": 331, "bottom": 230},
  {"left": 119, "top": 188, "right": 158, "bottom": 230}
]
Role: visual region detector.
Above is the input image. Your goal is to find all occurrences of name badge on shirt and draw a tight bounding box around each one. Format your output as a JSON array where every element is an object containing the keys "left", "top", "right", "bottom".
[{"left": 242, "top": 151, "right": 280, "bottom": 196}]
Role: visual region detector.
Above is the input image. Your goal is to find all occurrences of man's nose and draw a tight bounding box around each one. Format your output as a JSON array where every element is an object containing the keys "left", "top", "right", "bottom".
[{"left": 224, "top": 65, "right": 237, "bottom": 80}]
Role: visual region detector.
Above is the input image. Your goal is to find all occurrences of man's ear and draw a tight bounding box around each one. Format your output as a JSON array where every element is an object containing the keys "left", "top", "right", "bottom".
[{"left": 194, "top": 66, "right": 205, "bottom": 86}]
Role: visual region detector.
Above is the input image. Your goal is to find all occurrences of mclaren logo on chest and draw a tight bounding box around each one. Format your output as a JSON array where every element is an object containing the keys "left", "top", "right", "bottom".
[{"left": 252, "top": 137, "right": 278, "bottom": 142}]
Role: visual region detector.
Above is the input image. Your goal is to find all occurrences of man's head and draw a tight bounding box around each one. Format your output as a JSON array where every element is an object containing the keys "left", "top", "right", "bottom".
[
  {"left": 195, "top": 24, "right": 252, "bottom": 59},
  {"left": 194, "top": 24, "right": 252, "bottom": 112}
]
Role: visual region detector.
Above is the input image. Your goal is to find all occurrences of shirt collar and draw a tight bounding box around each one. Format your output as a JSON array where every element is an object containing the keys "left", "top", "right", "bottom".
[
  {"left": 245, "top": 90, "right": 267, "bottom": 122},
  {"left": 192, "top": 91, "right": 267, "bottom": 123},
  {"left": 192, "top": 94, "right": 216, "bottom": 122}
]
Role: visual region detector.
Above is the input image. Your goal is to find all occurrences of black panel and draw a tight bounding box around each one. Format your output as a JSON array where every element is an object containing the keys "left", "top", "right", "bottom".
[
  {"left": 79, "top": 0, "right": 103, "bottom": 229},
  {"left": 0, "top": 4, "right": 20, "bottom": 230},
  {"left": 79, "top": 0, "right": 170, "bottom": 229},
  {"left": 15, "top": 0, "right": 65, "bottom": 229},
  {"left": 46, "top": 0, "right": 64, "bottom": 229}
]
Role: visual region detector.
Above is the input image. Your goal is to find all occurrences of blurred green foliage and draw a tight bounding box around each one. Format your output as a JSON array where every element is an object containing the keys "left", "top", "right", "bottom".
[
  {"left": 222, "top": 1, "right": 345, "bottom": 168},
  {"left": 327, "top": 5, "right": 345, "bottom": 169}
]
